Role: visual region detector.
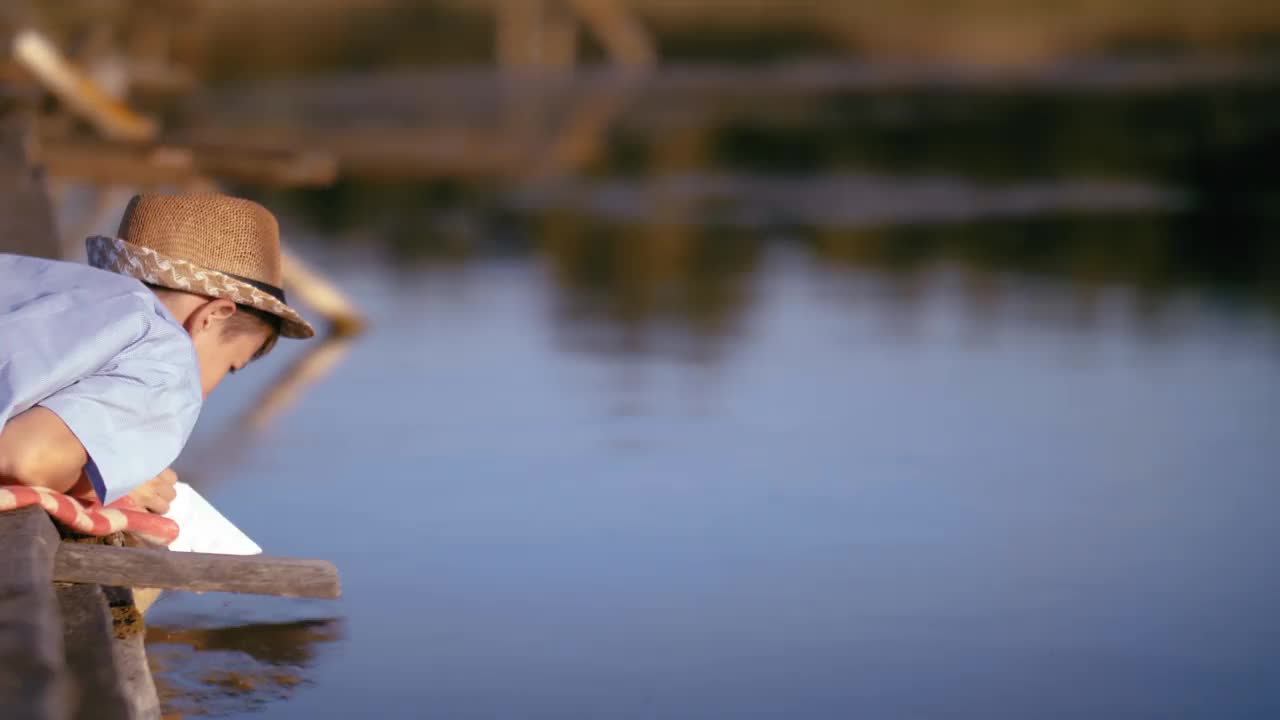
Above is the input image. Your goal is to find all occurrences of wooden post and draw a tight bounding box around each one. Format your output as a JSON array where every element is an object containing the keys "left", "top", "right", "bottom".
[
  {"left": 107, "top": 627, "right": 158, "bottom": 720},
  {"left": 0, "top": 507, "right": 69, "bottom": 720},
  {"left": 102, "top": 587, "right": 161, "bottom": 720},
  {"left": 55, "top": 584, "right": 135, "bottom": 720}
]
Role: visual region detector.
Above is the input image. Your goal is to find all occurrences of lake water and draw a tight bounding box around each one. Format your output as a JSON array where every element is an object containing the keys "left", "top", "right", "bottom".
[
  {"left": 141, "top": 65, "right": 1280, "bottom": 718},
  {"left": 145, "top": 242, "right": 1280, "bottom": 719}
]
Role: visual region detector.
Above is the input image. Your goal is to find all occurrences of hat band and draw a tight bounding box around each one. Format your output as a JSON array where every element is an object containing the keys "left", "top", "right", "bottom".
[{"left": 223, "top": 272, "right": 287, "bottom": 304}]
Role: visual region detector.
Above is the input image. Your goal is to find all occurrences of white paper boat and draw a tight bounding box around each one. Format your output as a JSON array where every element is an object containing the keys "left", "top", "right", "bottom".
[{"left": 162, "top": 482, "right": 262, "bottom": 555}]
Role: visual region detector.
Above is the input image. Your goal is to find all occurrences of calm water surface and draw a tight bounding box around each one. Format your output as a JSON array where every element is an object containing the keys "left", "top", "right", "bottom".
[
  {"left": 145, "top": 240, "right": 1280, "bottom": 718},
  {"left": 131, "top": 57, "right": 1280, "bottom": 717}
]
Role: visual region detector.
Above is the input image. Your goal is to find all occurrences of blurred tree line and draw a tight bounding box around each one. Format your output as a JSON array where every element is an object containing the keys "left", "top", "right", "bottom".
[
  {"left": 22, "top": 0, "right": 1280, "bottom": 356},
  {"left": 27, "top": 0, "right": 1280, "bottom": 83}
]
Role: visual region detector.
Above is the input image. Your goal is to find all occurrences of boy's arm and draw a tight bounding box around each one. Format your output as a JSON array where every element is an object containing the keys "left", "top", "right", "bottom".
[
  {"left": 35, "top": 344, "right": 202, "bottom": 506},
  {"left": 0, "top": 408, "right": 177, "bottom": 512},
  {"left": 0, "top": 290, "right": 200, "bottom": 505},
  {"left": 0, "top": 407, "right": 89, "bottom": 494}
]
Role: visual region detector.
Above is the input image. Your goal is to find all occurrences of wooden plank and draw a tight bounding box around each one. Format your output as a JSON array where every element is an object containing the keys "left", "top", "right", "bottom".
[
  {"left": 55, "top": 584, "right": 131, "bottom": 720},
  {"left": 54, "top": 543, "right": 342, "bottom": 599},
  {"left": 0, "top": 506, "right": 69, "bottom": 720}
]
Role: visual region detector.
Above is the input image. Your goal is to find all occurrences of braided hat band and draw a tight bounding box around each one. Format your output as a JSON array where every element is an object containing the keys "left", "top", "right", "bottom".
[{"left": 87, "top": 236, "right": 314, "bottom": 338}]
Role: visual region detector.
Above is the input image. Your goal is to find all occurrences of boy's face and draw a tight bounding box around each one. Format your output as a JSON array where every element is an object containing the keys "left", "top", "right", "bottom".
[{"left": 192, "top": 327, "right": 272, "bottom": 398}]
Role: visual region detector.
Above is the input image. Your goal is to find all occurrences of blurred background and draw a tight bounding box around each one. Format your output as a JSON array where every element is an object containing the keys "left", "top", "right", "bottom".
[{"left": 2, "top": 1, "right": 1280, "bottom": 717}]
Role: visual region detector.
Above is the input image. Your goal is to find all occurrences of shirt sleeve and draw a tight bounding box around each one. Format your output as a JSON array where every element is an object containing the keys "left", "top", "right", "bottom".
[{"left": 36, "top": 304, "right": 202, "bottom": 505}]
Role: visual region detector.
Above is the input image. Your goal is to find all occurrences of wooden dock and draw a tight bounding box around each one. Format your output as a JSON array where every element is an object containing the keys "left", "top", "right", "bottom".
[{"left": 0, "top": 506, "right": 340, "bottom": 720}]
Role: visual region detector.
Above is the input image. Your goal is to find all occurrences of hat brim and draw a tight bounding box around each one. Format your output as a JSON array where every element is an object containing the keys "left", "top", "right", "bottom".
[{"left": 87, "top": 235, "right": 316, "bottom": 339}]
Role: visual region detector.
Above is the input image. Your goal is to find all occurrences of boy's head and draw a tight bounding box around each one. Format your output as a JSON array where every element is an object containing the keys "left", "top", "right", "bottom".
[
  {"left": 145, "top": 285, "right": 282, "bottom": 395},
  {"left": 87, "top": 192, "right": 314, "bottom": 396}
]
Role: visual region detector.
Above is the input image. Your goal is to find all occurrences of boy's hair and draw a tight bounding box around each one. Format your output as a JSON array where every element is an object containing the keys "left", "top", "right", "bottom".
[
  {"left": 225, "top": 303, "right": 282, "bottom": 360},
  {"left": 146, "top": 284, "right": 281, "bottom": 360}
]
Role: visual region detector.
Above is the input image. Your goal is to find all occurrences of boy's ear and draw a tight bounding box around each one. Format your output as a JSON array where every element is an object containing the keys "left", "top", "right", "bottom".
[{"left": 185, "top": 298, "right": 238, "bottom": 337}]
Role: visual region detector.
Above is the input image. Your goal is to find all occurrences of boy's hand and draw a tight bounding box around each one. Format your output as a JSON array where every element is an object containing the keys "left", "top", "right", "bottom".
[{"left": 128, "top": 468, "right": 178, "bottom": 514}]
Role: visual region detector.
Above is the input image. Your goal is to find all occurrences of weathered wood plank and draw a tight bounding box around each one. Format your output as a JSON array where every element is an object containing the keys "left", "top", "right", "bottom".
[
  {"left": 55, "top": 583, "right": 131, "bottom": 720},
  {"left": 107, "top": 623, "right": 159, "bottom": 720},
  {"left": 102, "top": 587, "right": 161, "bottom": 720},
  {"left": 54, "top": 544, "right": 342, "bottom": 599},
  {"left": 0, "top": 506, "right": 69, "bottom": 720}
]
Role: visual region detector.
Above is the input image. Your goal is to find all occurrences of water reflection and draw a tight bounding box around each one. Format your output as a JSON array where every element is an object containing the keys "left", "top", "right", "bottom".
[
  {"left": 271, "top": 213, "right": 1280, "bottom": 362},
  {"left": 253, "top": 64, "right": 1280, "bottom": 363},
  {"left": 15, "top": 3, "right": 1280, "bottom": 716},
  {"left": 540, "top": 233, "right": 763, "bottom": 361},
  {"left": 242, "top": 334, "right": 358, "bottom": 431},
  {"left": 161, "top": 243, "right": 1279, "bottom": 719},
  {"left": 147, "top": 619, "right": 342, "bottom": 717}
]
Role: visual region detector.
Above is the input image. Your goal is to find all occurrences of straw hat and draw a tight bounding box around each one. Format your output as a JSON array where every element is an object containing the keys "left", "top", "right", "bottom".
[{"left": 87, "top": 192, "right": 315, "bottom": 339}]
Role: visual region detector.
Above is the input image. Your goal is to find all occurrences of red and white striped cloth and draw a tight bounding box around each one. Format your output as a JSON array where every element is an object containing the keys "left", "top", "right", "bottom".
[{"left": 0, "top": 484, "right": 179, "bottom": 545}]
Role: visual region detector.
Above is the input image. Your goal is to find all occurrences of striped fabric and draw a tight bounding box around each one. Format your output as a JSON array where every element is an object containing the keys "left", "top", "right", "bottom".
[{"left": 0, "top": 484, "right": 178, "bottom": 545}]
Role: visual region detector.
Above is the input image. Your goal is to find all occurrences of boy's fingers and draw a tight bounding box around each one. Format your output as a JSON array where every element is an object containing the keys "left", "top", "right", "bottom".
[{"left": 157, "top": 483, "right": 177, "bottom": 502}]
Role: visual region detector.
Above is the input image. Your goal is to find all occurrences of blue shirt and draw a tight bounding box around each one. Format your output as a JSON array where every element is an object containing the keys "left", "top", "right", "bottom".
[{"left": 0, "top": 253, "right": 203, "bottom": 504}]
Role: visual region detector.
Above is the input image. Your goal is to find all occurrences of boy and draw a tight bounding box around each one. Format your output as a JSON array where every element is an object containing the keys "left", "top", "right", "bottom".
[{"left": 0, "top": 192, "right": 313, "bottom": 514}]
